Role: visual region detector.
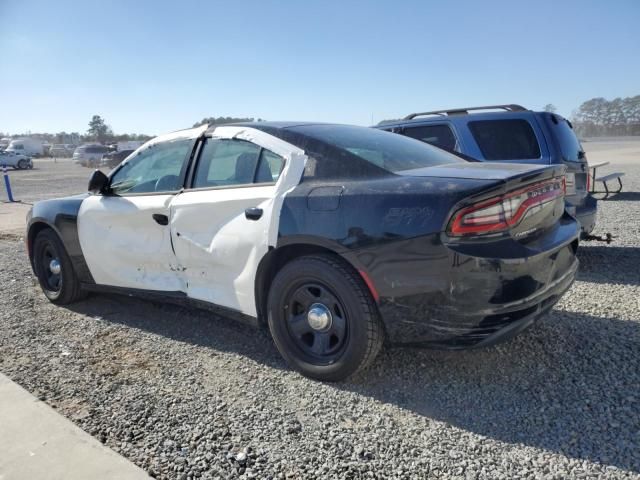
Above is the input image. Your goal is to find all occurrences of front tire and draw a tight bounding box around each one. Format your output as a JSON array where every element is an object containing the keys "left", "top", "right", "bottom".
[
  {"left": 33, "top": 229, "right": 86, "bottom": 304},
  {"left": 17, "top": 159, "right": 28, "bottom": 169},
  {"left": 267, "top": 255, "right": 384, "bottom": 381}
]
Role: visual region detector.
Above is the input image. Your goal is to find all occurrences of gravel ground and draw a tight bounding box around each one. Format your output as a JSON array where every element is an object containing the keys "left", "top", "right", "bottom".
[
  {"left": 0, "top": 156, "right": 639, "bottom": 479},
  {"left": 1, "top": 157, "right": 103, "bottom": 204}
]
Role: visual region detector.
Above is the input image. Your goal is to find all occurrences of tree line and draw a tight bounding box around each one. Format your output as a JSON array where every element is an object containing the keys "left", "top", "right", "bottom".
[
  {"left": 1, "top": 115, "right": 265, "bottom": 145},
  {"left": 0, "top": 115, "right": 153, "bottom": 145},
  {"left": 572, "top": 96, "right": 640, "bottom": 137},
  {"left": 192, "top": 116, "right": 264, "bottom": 127},
  {"left": 4, "top": 100, "right": 639, "bottom": 143}
]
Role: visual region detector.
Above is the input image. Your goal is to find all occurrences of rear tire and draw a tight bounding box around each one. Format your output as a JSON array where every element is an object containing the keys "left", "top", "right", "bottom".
[
  {"left": 17, "top": 159, "right": 28, "bottom": 169},
  {"left": 267, "top": 254, "right": 384, "bottom": 382},
  {"left": 33, "top": 229, "right": 86, "bottom": 304}
]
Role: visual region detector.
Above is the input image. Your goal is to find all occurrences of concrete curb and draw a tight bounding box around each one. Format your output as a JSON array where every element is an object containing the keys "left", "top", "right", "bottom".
[{"left": 0, "top": 373, "right": 149, "bottom": 480}]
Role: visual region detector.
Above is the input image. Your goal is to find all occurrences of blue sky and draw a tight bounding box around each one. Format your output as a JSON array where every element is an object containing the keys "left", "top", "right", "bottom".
[{"left": 1, "top": 0, "right": 638, "bottom": 135}]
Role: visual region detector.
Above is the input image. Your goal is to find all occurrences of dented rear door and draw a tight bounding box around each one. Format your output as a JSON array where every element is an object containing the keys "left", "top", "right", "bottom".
[{"left": 169, "top": 127, "right": 306, "bottom": 317}]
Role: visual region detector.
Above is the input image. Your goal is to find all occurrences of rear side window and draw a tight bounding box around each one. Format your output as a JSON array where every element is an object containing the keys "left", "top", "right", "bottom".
[
  {"left": 257, "top": 149, "right": 284, "bottom": 183},
  {"left": 290, "top": 124, "right": 464, "bottom": 176},
  {"left": 468, "top": 119, "right": 541, "bottom": 160},
  {"left": 546, "top": 115, "right": 583, "bottom": 161},
  {"left": 193, "top": 139, "right": 284, "bottom": 188},
  {"left": 402, "top": 124, "right": 457, "bottom": 151}
]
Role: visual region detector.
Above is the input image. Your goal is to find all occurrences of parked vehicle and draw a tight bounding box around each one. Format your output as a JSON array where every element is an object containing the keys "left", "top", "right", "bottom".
[
  {"left": 377, "top": 105, "right": 597, "bottom": 237},
  {"left": 26, "top": 122, "right": 579, "bottom": 381},
  {"left": 6, "top": 138, "right": 44, "bottom": 157},
  {"left": 100, "top": 149, "right": 134, "bottom": 169},
  {"left": 49, "top": 144, "right": 74, "bottom": 157},
  {"left": 116, "top": 140, "right": 144, "bottom": 152},
  {"left": 72, "top": 144, "right": 110, "bottom": 167},
  {"left": 0, "top": 150, "right": 33, "bottom": 169}
]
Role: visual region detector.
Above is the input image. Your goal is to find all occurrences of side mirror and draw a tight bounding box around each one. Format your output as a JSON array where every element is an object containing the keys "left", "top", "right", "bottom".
[{"left": 88, "top": 169, "right": 109, "bottom": 195}]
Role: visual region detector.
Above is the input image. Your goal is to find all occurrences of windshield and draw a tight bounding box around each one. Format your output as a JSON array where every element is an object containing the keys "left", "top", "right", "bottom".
[{"left": 290, "top": 124, "right": 465, "bottom": 173}]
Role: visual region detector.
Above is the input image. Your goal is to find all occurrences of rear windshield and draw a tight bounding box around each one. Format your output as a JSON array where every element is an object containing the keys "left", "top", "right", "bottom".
[
  {"left": 468, "top": 119, "right": 541, "bottom": 160},
  {"left": 546, "top": 114, "right": 583, "bottom": 161},
  {"left": 290, "top": 124, "right": 464, "bottom": 173}
]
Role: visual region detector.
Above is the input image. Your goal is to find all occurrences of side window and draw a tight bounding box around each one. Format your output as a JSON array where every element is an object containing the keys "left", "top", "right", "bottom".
[
  {"left": 468, "top": 119, "right": 541, "bottom": 160},
  {"left": 193, "top": 139, "right": 284, "bottom": 188},
  {"left": 110, "top": 139, "right": 192, "bottom": 195},
  {"left": 403, "top": 124, "right": 457, "bottom": 151},
  {"left": 257, "top": 149, "right": 284, "bottom": 183}
]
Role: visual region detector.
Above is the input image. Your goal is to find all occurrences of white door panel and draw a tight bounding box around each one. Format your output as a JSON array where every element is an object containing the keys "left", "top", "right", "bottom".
[
  {"left": 78, "top": 194, "right": 183, "bottom": 291},
  {"left": 170, "top": 186, "right": 275, "bottom": 315},
  {"left": 169, "top": 128, "right": 307, "bottom": 317}
]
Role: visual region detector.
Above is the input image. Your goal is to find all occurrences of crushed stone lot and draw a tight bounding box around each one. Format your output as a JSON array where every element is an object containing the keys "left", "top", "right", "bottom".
[{"left": 1, "top": 156, "right": 639, "bottom": 478}]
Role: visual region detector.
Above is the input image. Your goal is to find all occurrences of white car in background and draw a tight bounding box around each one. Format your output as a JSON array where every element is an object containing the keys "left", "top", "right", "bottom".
[
  {"left": 49, "top": 144, "right": 74, "bottom": 157},
  {"left": 72, "top": 144, "right": 111, "bottom": 167},
  {"left": 0, "top": 150, "right": 33, "bottom": 169}
]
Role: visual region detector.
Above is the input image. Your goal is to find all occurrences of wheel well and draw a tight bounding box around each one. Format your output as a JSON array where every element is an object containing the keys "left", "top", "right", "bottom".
[
  {"left": 27, "top": 222, "right": 54, "bottom": 260},
  {"left": 255, "top": 244, "right": 362, "bottom": 325}
]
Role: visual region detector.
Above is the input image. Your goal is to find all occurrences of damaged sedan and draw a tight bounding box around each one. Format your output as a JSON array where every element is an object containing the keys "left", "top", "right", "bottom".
[{"left": 26, "top": 122, "right": 579, "bottom": 381}]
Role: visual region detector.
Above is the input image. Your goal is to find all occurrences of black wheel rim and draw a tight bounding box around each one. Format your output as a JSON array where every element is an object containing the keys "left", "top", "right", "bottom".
[
  {"left": 40, "top": 244, "right": 62, "bottom": 292},
  {"left": 285, "top": 282, "right": 348, "bottom": 364}
]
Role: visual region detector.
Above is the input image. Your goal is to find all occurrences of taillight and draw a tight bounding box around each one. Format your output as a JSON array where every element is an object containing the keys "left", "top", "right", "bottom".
[
  {"left": 448, "top": 177, "right": 565, "bottom": 236},
  {"left": 586, "top": 172, "right": 591, "bottom": 192}
]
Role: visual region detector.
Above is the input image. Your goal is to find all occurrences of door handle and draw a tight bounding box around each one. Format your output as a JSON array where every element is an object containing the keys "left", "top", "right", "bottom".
[
  {"left": 152, "top": 213, "right": 169, "bottom": 225},
  {"left": 245, "top": 207, "right": 263, "bottom": 221}
]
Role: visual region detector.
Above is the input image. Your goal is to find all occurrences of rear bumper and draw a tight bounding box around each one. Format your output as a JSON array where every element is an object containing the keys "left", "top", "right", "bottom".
[
  {"left": 574, "top": 194, "right": 598, "bottom": 237},
  {"left": 348, "top": 215, "right": 580, "bottom": 348},
  {"left": 438, "top": 257, "right": 576, "bottom": 349}
]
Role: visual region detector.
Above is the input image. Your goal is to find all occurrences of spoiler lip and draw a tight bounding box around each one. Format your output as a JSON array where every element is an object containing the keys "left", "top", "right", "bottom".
[{"left": 398, "top": 162, "right": 566, "bottom": 182}]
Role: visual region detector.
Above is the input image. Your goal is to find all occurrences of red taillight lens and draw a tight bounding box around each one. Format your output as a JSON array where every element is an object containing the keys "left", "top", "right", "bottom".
[
  {"left": 448, "top": 177, "right": 565, "bottom": 236},
  {"left": 586, "top": 172, "right": 591, "bottom": 192}
]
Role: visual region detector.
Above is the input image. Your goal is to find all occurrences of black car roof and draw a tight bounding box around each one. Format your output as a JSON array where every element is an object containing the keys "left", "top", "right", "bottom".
[{"left": 224, "top": 121, "right": 332, "bottom": 129}]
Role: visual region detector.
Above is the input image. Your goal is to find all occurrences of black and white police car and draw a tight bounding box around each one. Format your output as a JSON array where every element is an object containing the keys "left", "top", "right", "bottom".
[{"left": 27, "top": 122, "right": 579, "bottom": 381}]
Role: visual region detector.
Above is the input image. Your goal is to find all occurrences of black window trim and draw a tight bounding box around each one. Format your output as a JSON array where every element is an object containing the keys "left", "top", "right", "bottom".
[{"left": 183, "top": 136, "right": 285, "bottom": 192}]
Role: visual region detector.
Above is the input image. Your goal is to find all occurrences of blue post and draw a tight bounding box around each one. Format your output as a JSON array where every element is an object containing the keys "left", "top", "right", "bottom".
[{"left": 2, "top": 164, "right": 15, "bottom": 202}]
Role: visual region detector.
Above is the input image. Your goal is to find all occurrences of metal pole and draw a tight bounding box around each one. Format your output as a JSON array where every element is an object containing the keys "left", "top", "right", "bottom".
[{"left": 2, "top": 164, "right": 15, "bottom": 202}]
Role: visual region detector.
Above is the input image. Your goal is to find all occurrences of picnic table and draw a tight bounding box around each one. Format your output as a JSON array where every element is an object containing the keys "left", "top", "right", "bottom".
[{"left": 589, "top": 161, "right": 624, "bottom": 198}]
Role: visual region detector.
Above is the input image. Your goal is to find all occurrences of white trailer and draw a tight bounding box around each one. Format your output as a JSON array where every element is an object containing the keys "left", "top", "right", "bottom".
[{"left": 6, "top": 138, "right": 44, "bottom": 157}]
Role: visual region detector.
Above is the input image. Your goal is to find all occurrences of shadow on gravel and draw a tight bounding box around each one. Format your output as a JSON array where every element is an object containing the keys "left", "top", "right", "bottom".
[
  {"left": 65, "top": 293, "right": 286, "bottom": 368},
  {"left": 347, "top": 310, "right": 640, "bottom": 473},
  {"left": 66, "top": 291, "right": 640, "bottom": 473},
  {"left": 577, "top": 245, "right": 640, "bottom": 286},
  {"left": 596, "top": 191, "right": 640, "bottom": 201}
]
